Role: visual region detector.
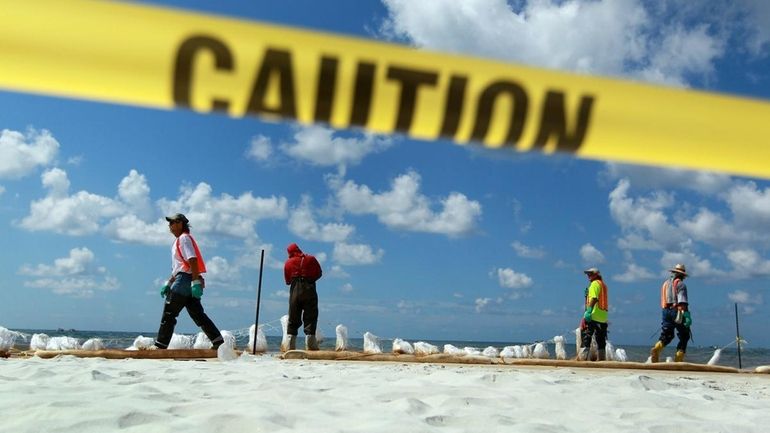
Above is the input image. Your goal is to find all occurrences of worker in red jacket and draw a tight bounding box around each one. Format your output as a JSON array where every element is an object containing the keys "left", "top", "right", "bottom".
[{"left": 284, "top": 243, "right": 323, "bottom": 350}]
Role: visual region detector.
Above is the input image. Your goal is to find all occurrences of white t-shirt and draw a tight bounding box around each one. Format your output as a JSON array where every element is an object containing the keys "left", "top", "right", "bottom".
[{"left": 171, "top": 233, "right": 197, "bottom": 275}]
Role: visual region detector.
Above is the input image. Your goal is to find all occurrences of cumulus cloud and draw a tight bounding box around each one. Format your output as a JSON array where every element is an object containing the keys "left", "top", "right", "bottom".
[
  {"left": 332, "top": 170, "right": 482, "bottom": 237},
  {"left": 19, "top": 247, "right": 119, "bottom": 297},
  {"left": 728, "top": 289, "right": 764, "bottom": 314},
  {"left": 378, "top": 0, "right": 732, "bottom": 85},
  {"left": 281, "top": 126, "right": 392, "bottom": 167},
  {"left": 579, "top": 243, "right": 605, "bottom": 264},
  {"left": 613, "top": 262, "right": 655, "bottom": 283},
  {"left": 246, "top": 135, "right": 273, "bottom": 161},
  {"left": 340, "top": 283, "right": 354, "bottom": 293},
  {"left": 511, "top": 241, "right": 546, "bottom": 259},
  {"left": 494, "top": 267, "right": 533, "bottom": 298},
  {"left": 288, "top": 195, "right": 355, "bottom": 242},
  {"left": 601, "top": 163, "right": 732, "bottom": 195},
  {"left": 332, "top": 242, "right": 384, "bottom": 265},
  {"left": 0, "top": 129, "right": 59, "bottom": 179},
  {"left": 475, "top": 297, "right": 492, "bottom": 313}
]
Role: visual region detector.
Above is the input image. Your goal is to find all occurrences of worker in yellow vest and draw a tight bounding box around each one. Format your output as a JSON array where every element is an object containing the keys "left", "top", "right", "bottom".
[{"left": 578, "top": 267, "right": 609, "bottom": 361}]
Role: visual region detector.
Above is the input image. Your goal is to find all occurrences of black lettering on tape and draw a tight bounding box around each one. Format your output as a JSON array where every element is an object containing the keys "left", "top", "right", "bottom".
[
  {"left": 531, "top": 91, "right": 595, "bottom": 153},
  {"left": 386, "top": 66, "right": 439, "bottom": 133},
  {"left": 471, "top": 81, "right": 528, "bottom": 146},
  {"left": 173, "top": 35, "right": 234, "bottom": 112},
  {"left": 245, "top": 48, "right": 297, "bottom": 119},
  {"left": 439, "top": 75, "right": 468, "bottom": 139},
  {"left": 350, "top": 61, "right": 376, "bottom": 127},
  {"left": 314, "top": 56, "right": 339, "bottom": 123}
]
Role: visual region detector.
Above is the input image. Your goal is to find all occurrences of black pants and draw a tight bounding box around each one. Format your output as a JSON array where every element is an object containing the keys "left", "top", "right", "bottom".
[
  {"left": 581, "top": 321, "right": 608, "bottom": 351},
  {"left": 287, "top": 278, "right": 318, "bottom": 336},
  {"left": 658, "top": 308, "right": 690, "bottom": 352},
  {"left": 155, "top": 291, "right": 223, "bottom": 348}
]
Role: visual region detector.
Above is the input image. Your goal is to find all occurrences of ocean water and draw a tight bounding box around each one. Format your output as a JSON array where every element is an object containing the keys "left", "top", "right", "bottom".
[{"left": 7, "top": 328, "right": 769, "bottom": 369}]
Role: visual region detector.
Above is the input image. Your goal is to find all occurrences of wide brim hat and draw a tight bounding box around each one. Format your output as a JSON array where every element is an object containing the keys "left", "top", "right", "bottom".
[{"left": 669, "top": 264, "right": 687, "bottom": 276}]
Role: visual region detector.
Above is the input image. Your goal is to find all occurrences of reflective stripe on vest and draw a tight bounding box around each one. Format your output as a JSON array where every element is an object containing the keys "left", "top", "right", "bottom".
[
  {"left": 175, "top": 233, "right": 207, "bottom": 273},
  {"left": 660, "top": 278, "right": 680, "bottom": 308},
  {"left": 586, "top": 279, "right": 608, "bottom": 310}
]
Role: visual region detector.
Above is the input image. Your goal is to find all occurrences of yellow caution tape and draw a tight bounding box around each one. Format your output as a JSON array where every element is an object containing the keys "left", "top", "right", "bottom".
[{"left": 2, "top": 0, "right": 769, "bottom": 178}]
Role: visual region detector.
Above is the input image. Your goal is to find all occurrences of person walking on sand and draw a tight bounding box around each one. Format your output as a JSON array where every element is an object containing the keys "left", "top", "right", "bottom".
[
  {"left": 154, "top": 213, "right": 224, "bottom": 350},
  {"left": 284, "top": 243, "right": 322, "bottom": 351},
  {"left": 650, "top": 264, "right": 691, "bottom": 362},
  {"left": 578, "top": 267, "right": 609, "bottom": 361}
]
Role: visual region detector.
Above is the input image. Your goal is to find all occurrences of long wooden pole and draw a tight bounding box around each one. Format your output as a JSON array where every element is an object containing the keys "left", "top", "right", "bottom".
[
  {"left": 253, "top": 249, "right": 265, "bottom": 355},
  {"left": 734, "top": 303, "right": 742, "bottom": 369}
]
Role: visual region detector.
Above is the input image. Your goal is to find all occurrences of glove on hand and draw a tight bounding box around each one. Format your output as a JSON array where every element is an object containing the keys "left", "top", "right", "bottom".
[
  {"left": 191, "top": 280, "right": 204, "bottom": 299},
  {"left": 683, "top": 311, "right": 692, "bottom": 327},
  {"left": 160, "top": 284, "right": 170, "bottom": 298},
  {"left": 583, "top": 308, "right": 592, "bottom": 322}
]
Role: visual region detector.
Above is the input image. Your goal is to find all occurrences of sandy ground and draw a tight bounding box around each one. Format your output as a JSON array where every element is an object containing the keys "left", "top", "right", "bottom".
[{"left": 2, "top": 354, "right": 769, "bottom": 433}]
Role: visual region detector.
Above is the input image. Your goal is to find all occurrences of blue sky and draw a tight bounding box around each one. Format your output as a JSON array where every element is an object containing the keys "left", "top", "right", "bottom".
[{"left": 2, "top": 0, "right": 770, "bottom": 348}]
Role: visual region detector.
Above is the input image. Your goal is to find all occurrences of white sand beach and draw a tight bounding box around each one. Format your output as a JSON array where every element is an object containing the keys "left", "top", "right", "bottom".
[{"left": 2, "top": 354, "right": 770, "bottom": 433}]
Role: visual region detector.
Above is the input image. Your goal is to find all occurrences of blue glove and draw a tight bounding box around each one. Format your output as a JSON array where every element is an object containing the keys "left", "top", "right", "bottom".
[
  {"left": 191, "top": 280, "right": 203, "bottom": 299},
  {"left": 583, "top": 308, "right": 592, "bottom": 322},
  {"left": 160, "top": 284, "right": 170, "bottom": 298},
  {"left": 683, "top": 311, "right": 692, "bottom": 327}
]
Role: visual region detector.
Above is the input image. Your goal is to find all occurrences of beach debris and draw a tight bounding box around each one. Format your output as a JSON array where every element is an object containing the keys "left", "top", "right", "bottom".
[
  {"left": 553, "top": 336, "right": 567, "bottom": 360},
  {"left": 363, "top": 332, "right": 382, "bottom": 354},
  {"left": 521, "top": 345, "right": 532, "bottom": 358},
  {"left": 168, "top": 333, "right": 194, "bottom": 349},
  {"left": 665, "top": 356, "right": 674, "bottom": 363},
  {"left": 194, "top": 332, "right": 211, "bottom": 349},
  {"left": 247, "top": 325, "right": 268, "bottom": 353},
  {"left": 46, "top": 336, "right": 80, "bottom": 351},
  {"left": 0, "top": 326, "right": 23, "bottom": 351},
  {"left": 533, "top": 342, "right": 549, "bottom": 359},
  {"left": 127, "top": 335, "right": 155, "bottom": 350},
  {"left": 414, "top": 342, "right": 439, "bottom": 356},
  {"left": 392, "top": 338, "right": 414, "bottom": 354},
  {"left": 30, "top": 333, "right": 50, "bottom": 350},
  {"left": 614, "top": 348, "right": 628, "bottom": 362},
  {"left": 605, "top": 341, "right": 616, "bottom": 361},
  {"left": 81, "top": 338, "right": 105, "bottom": 351},
  {"left": 335, "top": 324, "right": 348, "bottom": 351},
  {"left": 463, "top": 347, "right": 482, "bottom": 356},
  {"left": 707, "top": 349, "right": 722, "bottom": 366},
  {"left": 500, "top": 346, "right": 515, "bottom": 358},
  {"left": 279, "top": 315, "right": 291, "bottom": 352},
  {"left": 482, "top": 346, "right": 499, "bottom": 358},
  {"left": 443, "top": 344, "right": 464, "bottom": 356}
]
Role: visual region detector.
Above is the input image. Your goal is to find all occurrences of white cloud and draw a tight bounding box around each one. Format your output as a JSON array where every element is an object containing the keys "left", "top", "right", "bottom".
[
  {"left": 727, "top": 289, "right": 763, "bottom": 315},
  {"left": 332, "top": 242, "right": 384, "bottom": 265},
  {"left": 0, "top": 185, "right": 5, "bottom": 196},
  {"left": 281, "top": 126, "right": 391, "bottom": 167},
  {"left": 340, "top": 283, "right": 354, "bottom": 293},
  {"left": 579, "top": 243, "right": 605, "bottom": 264},
  {"left": 613, "top": 262, "right": 655, "bottom": 283},
  {"left": 246, "top": 135, "right": 273, "bottom": 161},
  {"left": 19, "top": 247, "right": 118, "bottom": 297},
  {"left": 288, "top": 195, "right": 355, "bottom": 242},
  {"left": 660, "top": 251, "right": 724, "bottom": 278},
  {"left": 333, "top": 171, "right": 482, "bottom": 236},
  {"left": 379, "top": 0, "right": 729, "bottom": 85},
  {"left": 203, "top": 256, "right": 244, "bottom": 290},
  {"left": 20, "top": 168, "right": 125, "bottom": 236},
  {"left": 511, "top": 241, "right": 545, "bottom": 259},
  {"left": 475, "top": 297, "right": 492, "bottom": 313},
  {"left": 0, "top": 129, "right": 59, "bottom": 179},
  {"left": 495, "top": 267, "right": 533, "bottom": 296},
  {"left": 739, "top": 0, "right": 770, "bottom": 56},
  {"left": 601, "top": 163, "right": 732, "bottom": 195},
  {"left": 328, "top": 265, "right": 350, "bottom": 279},
  {"left": 118, "top": 169, "right": 152, "bottom": 220},
  {"left": 158, "top": 182, "right": 288, "bottom": 240},
  {"left": 103, "top": 215, "right": 169, "bottom": 246},
  {"left": 726, "top": 249, "right": 770, "bottom": 276}
]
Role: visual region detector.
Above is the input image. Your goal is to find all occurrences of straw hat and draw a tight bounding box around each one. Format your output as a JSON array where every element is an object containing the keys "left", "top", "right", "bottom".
[{"left": 669, "top": 263, "right": 687, "bottom": 276}]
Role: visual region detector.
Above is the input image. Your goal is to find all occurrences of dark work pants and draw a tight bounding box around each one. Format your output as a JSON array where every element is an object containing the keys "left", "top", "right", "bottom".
[
  {"left": 581, "top": 321, "right": 608, "bottom": 351},
  {"left": 287, "top": 278, "right": 318, "bottom": 336},
  {"left": 658, "top": 308, "right": 690, "bottom": 352},
  {"left": 155, "top": 291, "right": 223, "bottom": 348}
]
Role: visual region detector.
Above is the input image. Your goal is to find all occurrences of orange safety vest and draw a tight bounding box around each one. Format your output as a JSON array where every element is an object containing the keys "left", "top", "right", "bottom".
[
  {"left": 586, "top": 279, "right": 608, "bottom": 310},
  {"left": 660, "top": 277, "right": 680, "bottom": 308},
  {"left": 175, "top": 233, "right": 207, "bottom": 273}
]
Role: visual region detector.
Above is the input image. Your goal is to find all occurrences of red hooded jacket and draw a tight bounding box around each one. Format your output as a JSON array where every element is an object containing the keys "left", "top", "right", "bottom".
[{"left": 284, "top": 243, "right": 322, "bottom": 284}]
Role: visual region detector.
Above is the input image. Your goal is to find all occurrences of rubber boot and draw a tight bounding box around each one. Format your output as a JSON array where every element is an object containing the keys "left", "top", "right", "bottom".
[
  {"left": 577, "top": 347, "right": 589, "bottom": 361},
  {"left": 650, "top": 341, "right": 664, "bottom": 363},
  {"left": 306, "top": 335, "right": 319, "bottom": 351},
  {"left": 675, "top": 350, "right": 685, "bottom": 362},
  {"left": 288, "top": 335, "right": 297, "bottom": 351},
  {"left": 597, "top": 349, "right": 606, "bottom": 361}
]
